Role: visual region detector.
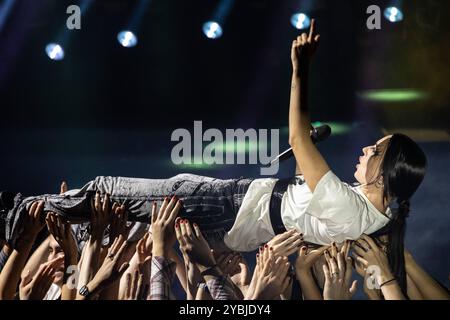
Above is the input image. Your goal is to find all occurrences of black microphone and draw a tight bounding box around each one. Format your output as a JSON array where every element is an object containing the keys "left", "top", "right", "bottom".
[{"left": 270, "top": 124, "right": 331, "bottom": 165}]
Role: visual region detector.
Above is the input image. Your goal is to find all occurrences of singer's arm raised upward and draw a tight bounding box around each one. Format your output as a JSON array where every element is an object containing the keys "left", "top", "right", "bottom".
[{"left": 288, "top": 20, "right": 330, "bottom": 192}]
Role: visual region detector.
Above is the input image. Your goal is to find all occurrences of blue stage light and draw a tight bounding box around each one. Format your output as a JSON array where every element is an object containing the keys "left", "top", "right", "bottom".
[
  {"left": 291, "top": 13, "right": 310, "bottom": 30},
  {"left": 45, "top": 43, "right": 65, "bottom": 61},
  {"left": 117, "top": 31, "right": 138, "bottom": 47},
  {"left": 202, "top": 21, "right": 223, "bottom": 39},
  {"left": 384, "top": 7, "right": 404, "bottom": 22}
]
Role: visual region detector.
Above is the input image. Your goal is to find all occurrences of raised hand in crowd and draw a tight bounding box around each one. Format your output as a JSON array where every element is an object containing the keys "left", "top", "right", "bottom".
[
  {"left": 175, "top": 218, "right": 237, "bottom": 300},
  {"left": 151, "top": 197, "right": 181, "bottom": 258},
  {"left": 19, "top": 256, "right": 63, "bottom": 300},
  {"left": 294, "top": 244, "right": 328, "bottom": 300},
  {"left": 90, "top": 192, "right": 112, "bottom": 240},
  {"left": 109, "top": 202, "right": 131, "bottom": 244},
  {"left": 266, "top": 229, "right": 304, "bottom": 258},
  {"left": 322, "top": 245, "right": 357, "bottom": 300},
  {"left": 247, "top": 246, "right": 290, "bottom": 300},
  {"left": 78, "top": 192, "right": 112, "bottom": 290},
  {"left": 14, "top": 182, "right": 72, "bottom": 300},
  {"left": 131, "top": 232, "right": 152, "bottom": 299},
  {"left": 352, "top": 234, "right": 405, "bottom": 300},
  {"left": 353, "top": 249, "right": 383, "bottom": 300},
  {"left": 77, "top": 235, "right": 129, "bottom": 300},
  {"left": 124, "top": 269, "right": 146, "bottom": 300},
  {"left": 149, "top": 197, "right": 182, "bottom": 300},
  {"left": 0, "top": 201, "right": 46, "bottom": 299},
  {"left": 60, "top": 181, "right": 68, "bottom": 194},
  {"left": 178, "top": 227, "right": 203, "bottom": 300},
  {"left": 214, "top": 251, "right": 251, "bottom": 299},
  {"left": 45, "top": 212, "right": 78, "bottom": 300},
  {"left": 175, "top": 218, "right": 215, "bottom": 273}
]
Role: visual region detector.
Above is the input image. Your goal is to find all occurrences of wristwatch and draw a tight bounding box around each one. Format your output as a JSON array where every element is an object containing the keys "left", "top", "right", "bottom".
[{"left": 79, "top": 285, "right": 90, "bottom": 297}]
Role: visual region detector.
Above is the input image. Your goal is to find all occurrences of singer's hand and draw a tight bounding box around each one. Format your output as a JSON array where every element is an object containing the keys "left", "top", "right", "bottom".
[
  {"left": 291, "top": 19, "right": 320, "bottom": 76},
  {"left": 274, "top": 125, "right": 331, "bottom": 166}
]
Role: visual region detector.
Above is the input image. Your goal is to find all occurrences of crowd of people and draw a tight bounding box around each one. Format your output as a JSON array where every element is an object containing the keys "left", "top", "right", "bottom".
[{"left": 0, "top": 182, "right": 448, "bottom": 301}]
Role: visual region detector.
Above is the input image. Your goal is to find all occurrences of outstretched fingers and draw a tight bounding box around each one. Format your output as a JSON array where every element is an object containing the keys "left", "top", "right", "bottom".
[
  {"left": 151, "top": 201, "right": 158, "bottom": 224},
  {"left": 174, "top": 218, "right": 185, "bottom": 247},
  {"left": 168, "top": 199, "right": 182, "bottom": 223},
  {"left": 162, "top": 196, "right": 177, "bottom": 221},
  {"left": 192, "top": 222, "right": 204, "bottom": 240},
  {"left": 323, "top": 263, "right": 331, "bottom": 283},
  {"left": 114, "top": 237, "right": 128, "bottom": 262}
]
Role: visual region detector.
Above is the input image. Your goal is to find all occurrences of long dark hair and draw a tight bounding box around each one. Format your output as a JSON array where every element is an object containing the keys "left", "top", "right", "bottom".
[{"left": 371, "top": 134, "right": 427, "bottom": 296}]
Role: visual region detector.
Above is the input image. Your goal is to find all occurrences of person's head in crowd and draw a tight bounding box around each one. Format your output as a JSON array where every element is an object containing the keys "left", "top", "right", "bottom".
[{"left": 47, "top": 235, "right": 65, "bottom": 285}]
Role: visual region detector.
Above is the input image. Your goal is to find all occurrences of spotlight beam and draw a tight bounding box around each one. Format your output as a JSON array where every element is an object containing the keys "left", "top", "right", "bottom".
[{"left": 0, "top": 0, "right": 16, "bottom": 32}]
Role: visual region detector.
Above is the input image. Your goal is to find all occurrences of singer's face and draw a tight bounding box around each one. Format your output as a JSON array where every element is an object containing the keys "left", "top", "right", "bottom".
[{"left": 354, "top": 136, "right": 391, "bottom": 184}]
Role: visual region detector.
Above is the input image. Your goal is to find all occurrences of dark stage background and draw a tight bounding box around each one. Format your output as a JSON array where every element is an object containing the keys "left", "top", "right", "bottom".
[{"left": 0, "top": 0, "right": 449, "bottom": 298}]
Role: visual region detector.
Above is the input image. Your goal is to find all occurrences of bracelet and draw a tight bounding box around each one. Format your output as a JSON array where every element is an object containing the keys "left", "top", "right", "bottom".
[{"left": 380, "top": 278, "right": 396, "bottom": 288}]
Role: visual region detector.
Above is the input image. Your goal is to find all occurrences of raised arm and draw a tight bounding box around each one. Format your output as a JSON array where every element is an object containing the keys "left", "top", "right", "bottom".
[
  {"left": 46, "top": 213, "right": 79, "bottom": 300},
  {"left": 295, "top": 245, "right": 328, "bottom": 300},
  {"left": 77, "top": 192, "right": 111, "bottom": 295},
  {"left": 0, "top": 201, "right": 46, "bottom": 299},
  {"left": 289, "top": 19, "right": 330, "bottom": 192},
  {"left": 175, "top": 219, "right": 238, "bottom": 300},
  {"left": 404, "top": 249, "right": 450, "bottom": 300},
  {"left": 353, "top": 235, "right": 406, "bottom": 300}
]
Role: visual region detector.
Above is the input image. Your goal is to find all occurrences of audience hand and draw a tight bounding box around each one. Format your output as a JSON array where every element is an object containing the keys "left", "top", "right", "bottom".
[
  {"left": 46, "top": 212, "right": 78, "bottom": 265},
  {"left": 151, "top": 197, "right": 181, "bottom": 257},
  {"left": 249, "top": 246, "right": 290, "bottom": 300},
  {"left": 266, "top": 229, "right": 303, "bottom": 258},
  {"left": 109, "top": 203, "right": 131, "bottom": 242},
  {"left": 19, "top": 256, "right": 63, "bottom": 300},
  {"left": 322, "top": 248, "right": 357, "bottom": 300},
  {"left": 295, "top": 245, "right": 328, "bottom": 276},
  {"left": 352, "top": 234, "right": 394, "bottom": 287},
  {"left": 80, "top": 235, "right": 129, "bottom": 298},
  {"left": 124, "top": 269, "right": 146, "bottom": 300},
  {"left": 90, "top": 192, "right": 112, "bottom": 240},
  {"left": 17, "top": 201, "right": 46, "bottom": 246},
  {"left": 175, "top": 219, "right": 215, "bottom": 273}
]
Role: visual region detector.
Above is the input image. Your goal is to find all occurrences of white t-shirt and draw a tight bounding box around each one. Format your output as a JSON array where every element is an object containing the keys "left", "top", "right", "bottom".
[
  {"left": 43, "top": 283, "right": 61, "bottom": 300},
  {"left": 224, "top": 171, "right": 392, "bottom": 252}
]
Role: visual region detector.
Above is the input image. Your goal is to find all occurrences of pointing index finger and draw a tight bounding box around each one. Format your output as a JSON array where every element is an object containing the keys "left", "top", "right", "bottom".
[{"left": 308, "top": 19, "right": 315, "bottom": 42}]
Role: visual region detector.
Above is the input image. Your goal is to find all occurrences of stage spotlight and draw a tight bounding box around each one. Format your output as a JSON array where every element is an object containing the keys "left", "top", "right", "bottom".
[
  {"left": 117, "top": 31, "right": 138, "bottom": 47},
  {"left": 291, "top": 13, "right": 311, "bottom": 30},
  {"left": 202, "top": 21, "right": 223, "bottom": 39},
  {"left": 45, "top": 43, "right": 65, "bottom": 61},
  {"left": 384, "top": 7, "right": 404, "bottom": 22}
]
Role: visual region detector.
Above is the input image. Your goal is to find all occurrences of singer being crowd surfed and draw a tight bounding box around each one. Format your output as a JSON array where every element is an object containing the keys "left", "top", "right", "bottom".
[{"left": 1, "top": 20, "right": 445, "bottom": 302}]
